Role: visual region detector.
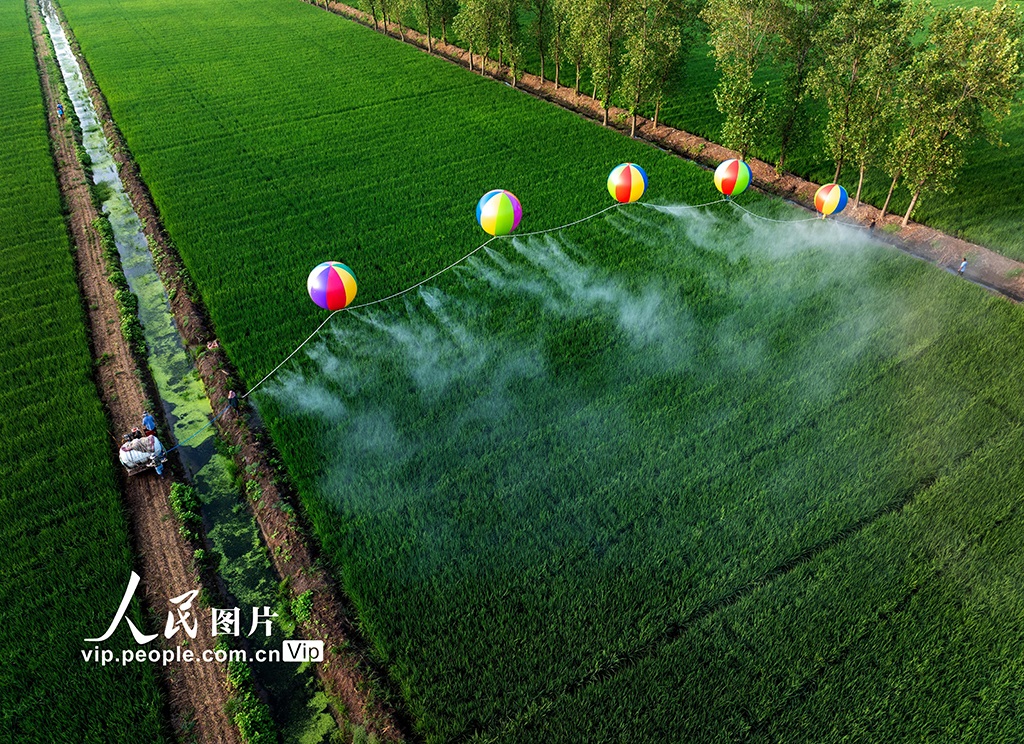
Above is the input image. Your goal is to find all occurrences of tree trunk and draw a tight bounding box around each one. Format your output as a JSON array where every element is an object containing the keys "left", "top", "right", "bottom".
[
  {"left": 575, "top": 62, "right": 580, "bottom": 95},
  {"left": 499, "top": 45, "right": 503, "bottom": 69},
  {"left": 880, "top": 173, "right": 899, "bottom": 221},
  {"left": 511, "top": 63, "right": 517, "bottom": 87},
  {"left": 398, "top": 22, "right": 405, "bottom": 42},
  {"left": 426, "top": 16, "right": 433, "bottom": 53},
  {"left": 539, "top": 50, "right": 545, "bottom": 83},
  {"left": 654, "top": 99, "right": 660, "bottom": 129},
  {"left": 553, "top": 29, "right": 560, "bottom": 89},
  {"left": 902, "top": 186, "right": 921, "bottom": 227},
  {"left": 631, "top": 85, "right": 640, "bottom": 137},
  {"left": 441, "top": 19, "right": 447, "bottom": 44},
  {"left": 469, "top": 47, "right": 474, "bottom": 71},
  {"left": 832, "top": 158, "right": 842, "bottom": 184},
  {"left": 592, "top": 81, "right": 597, "bottom": 99},
  {"left": 854, "top": 164, "right": 865, "bottom": 209}
]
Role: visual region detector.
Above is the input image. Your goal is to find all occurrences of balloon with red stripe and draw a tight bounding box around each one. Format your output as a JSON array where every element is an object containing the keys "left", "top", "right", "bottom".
[
  {"left": 714, "top": 159, "right": 752, "bottom": 197},
  {"left": 307, "top": 262, "right": 358, "bottom": 311},
  {"left": 607, "top": 163, "right": 648, "bottom": 203},
  {"left": 814, "top": 183, "right": 848, "bottom": 216}
]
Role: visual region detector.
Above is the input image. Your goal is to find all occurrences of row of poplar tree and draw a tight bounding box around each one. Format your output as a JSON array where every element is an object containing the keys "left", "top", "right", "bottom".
[{"left": 353, "top": 0, "right": 1023, "bottom": 224}]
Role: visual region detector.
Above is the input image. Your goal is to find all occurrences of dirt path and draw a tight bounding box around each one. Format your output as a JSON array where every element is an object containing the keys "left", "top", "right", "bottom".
[
  {"left": 28, "top": 3, "right": 241, "bottom": 742},
  {"left": 314, "top": 0, "right": 1024, "bottom": 303},
  {"left": 44, "top": 1, "right": 408, "bottom": 739}
]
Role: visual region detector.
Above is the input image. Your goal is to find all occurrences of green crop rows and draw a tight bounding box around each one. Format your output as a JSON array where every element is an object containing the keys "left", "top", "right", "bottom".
[
  {"left": 0, "top": 0, "right": 165, "bottom": 741},
  {"left": 54, "top": 0, "right": 1024, "bottom": 740}
]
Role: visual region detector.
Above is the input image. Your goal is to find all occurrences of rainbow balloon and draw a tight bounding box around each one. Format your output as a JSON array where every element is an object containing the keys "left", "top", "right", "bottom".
[
  {"left": 714, "top": 159, "right": 752, "bottom": 197},
  {"left": 814, "top": 183, "right": 848, "bottom": 216},
  {"left": 476, "top": 189, "right": 522, "bottom": 236},
  {"left": 307, "top": 261, "right": 357, "bottom": 311},
  {"left": 607, "top": 163, "right": 648, "bottom": 203}
]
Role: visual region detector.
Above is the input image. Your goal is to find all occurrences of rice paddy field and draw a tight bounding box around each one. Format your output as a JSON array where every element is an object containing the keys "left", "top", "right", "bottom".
[
  {"left": 32, "top": 0, "right": 1024, "bottom": 739},
  {"left": 0, "top": 0, "right": 165, "bottom": 739}
]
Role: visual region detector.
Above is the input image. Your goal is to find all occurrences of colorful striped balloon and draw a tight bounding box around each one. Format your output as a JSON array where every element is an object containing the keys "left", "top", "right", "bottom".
[
  {"left": 714, "top": 159, "right": 752, "bottom": 197},
  {"left": 814, "top": 183, "right": 848, "bottom": 216},
  {"left": 607, "top": 163, "right": 648, "bottom": 203},
  {"left": 476, "top": 189, "right": 522, "bottom": 236},
  {"left": 307, "top": 261, "right": 357, "bottom": 311}
]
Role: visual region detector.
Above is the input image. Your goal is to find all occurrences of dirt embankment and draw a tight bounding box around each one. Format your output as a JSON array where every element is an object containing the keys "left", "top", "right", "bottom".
[
  {"left": 45, "top": 2, "right": 408, "bottom": 740},
  {"left": 28, "top": 1, "right": 241, "bottom": 742},
  {"left": 312, "top": 0, "right": 1024, "bottom": 303}
]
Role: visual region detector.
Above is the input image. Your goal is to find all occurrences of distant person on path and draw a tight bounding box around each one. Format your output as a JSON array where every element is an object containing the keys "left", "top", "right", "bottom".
[
  {"left": 227, "top": 390, "right": 238, "bottom": 414},
  {"left": 57, "top": 103, "right": 63, "bottom": 118},
  {"left": 959, "top": 257, "right": 968, "bottom": 276},
  {"left": 131, "top": 427, "right": 142, "bottom": 440},
  {"left": 142, "top": 411, "right": 156, "bottom": 434}
]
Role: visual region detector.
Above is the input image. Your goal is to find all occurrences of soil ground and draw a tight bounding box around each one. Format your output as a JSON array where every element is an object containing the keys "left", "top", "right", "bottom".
[
  {"left": 28, "top": 2, "right": 241, "bottom": 741},
  {"left": 317, "top": 0, "right": 1024, "bottom": 304}
]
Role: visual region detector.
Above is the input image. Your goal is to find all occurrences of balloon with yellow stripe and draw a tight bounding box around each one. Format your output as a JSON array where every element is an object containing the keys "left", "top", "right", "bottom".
[
  {"left": 307, "top": 261, "right": 357, "bottom": 311},
  {"left": 476, "top": 189, "right": 523, "bottom": 236},
  {"left": 814, "top": 183, "right": 848, "bottom": 217},
  {"left": 607, "top": 163, "right": 648, "bottom": 203}
]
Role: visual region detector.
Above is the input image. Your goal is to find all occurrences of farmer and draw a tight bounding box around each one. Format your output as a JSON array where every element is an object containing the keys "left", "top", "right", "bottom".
[
  {"left": 227, "top": 390, "right": 238, "bottom": 414},
  {"left": 57, "top": 103, "right": 63, "bottom": 118},
  {"left": 959, "top": 257, "right": 968, "bottom": 276},
  {"left": 142, "top": 411, "right": 156, "bottom": 434},
  {"left": 131, "top": 427, "right": 142, "bottom": 440}
]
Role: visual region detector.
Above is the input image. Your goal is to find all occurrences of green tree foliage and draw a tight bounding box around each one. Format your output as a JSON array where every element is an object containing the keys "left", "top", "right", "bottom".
[
  {"left": 884, "top": 0, "right": 1023, "bottom": 224},
  {"left": 552, "top": 0, "right": 588, "bottom": 92},
  {"left": 811, "top": 0, "right": 924, "bottom": 205},
  {"left": 453, "top": 0, "right": 497, "bottom": 69},
  {"left": 495, "top": 0, "right": 525, "bottom": 83},
  {"left": 619, "top": 0, "right": 701, "bottom": 135},
  {"left": 701, "top": 0, "right": 779, "bottom": 158},
  {"left": 583, "top": 0, "right": 627, "bottom": 124},
  {"left": 414, "top": 0, "right": 438, "bottom": 51},
  {"left": 529, "top": 0, "right": 552, "bottom": 81},
  {"left": 770, "top": 0, "right": 836, "bottom": 171},
  {"left": 437, "top": 0, "right": 460, "bottom": 42},
  {"left": 651, "top": 0, "right": 704, "bottom": 129},
  {"left": 364, "top": 0, "right": 385, "bottom": 29}
]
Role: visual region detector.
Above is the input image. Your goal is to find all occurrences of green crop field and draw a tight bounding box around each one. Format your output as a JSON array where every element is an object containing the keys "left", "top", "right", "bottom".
[
  {"left": 54, "top": 0, "right": 1024, "bottom": 740},
  {"left": 0, "top": 0, "right": 166, "bottom": 741}
]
